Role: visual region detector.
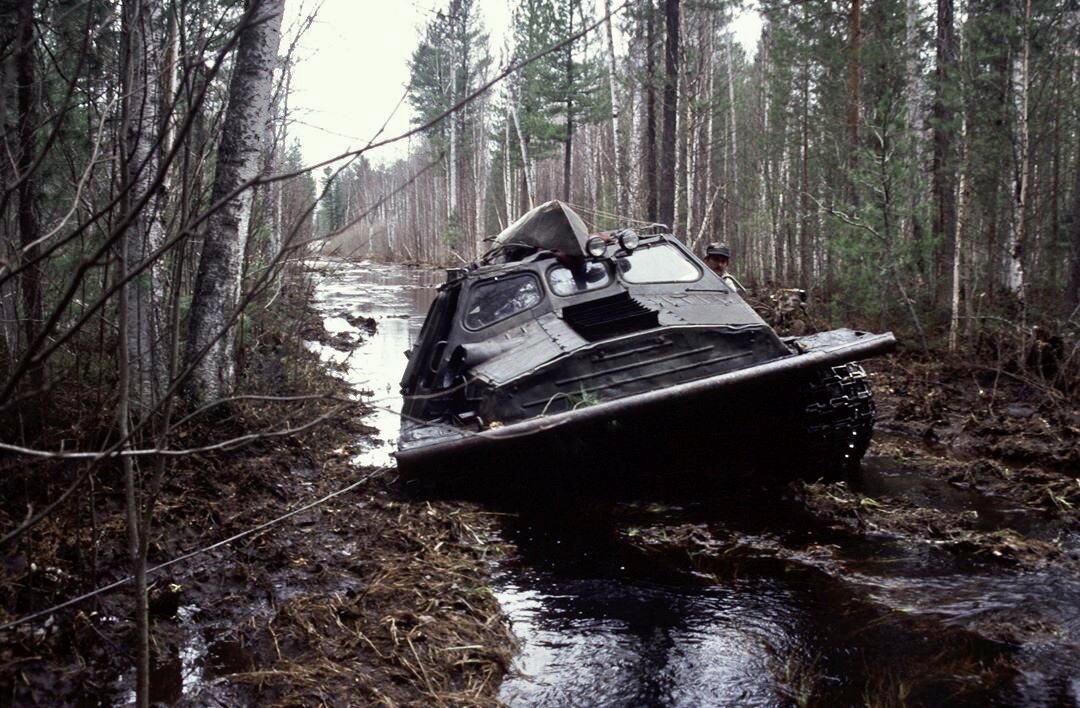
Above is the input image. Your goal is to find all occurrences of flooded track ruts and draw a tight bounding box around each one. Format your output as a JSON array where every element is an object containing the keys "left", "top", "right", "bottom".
[{"left": 321, "top": 261, "right": 1080, "bottom": 706}]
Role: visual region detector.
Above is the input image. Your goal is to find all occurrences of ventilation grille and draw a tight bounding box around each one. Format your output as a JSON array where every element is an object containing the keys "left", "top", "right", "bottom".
[{"left": 562, "top": 292, "right": 659, "bottom": 341}]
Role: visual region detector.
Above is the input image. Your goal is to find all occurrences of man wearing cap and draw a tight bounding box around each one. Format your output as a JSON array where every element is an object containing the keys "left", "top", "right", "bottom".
[{"left": 704, "top": 243, "right": 743, "bottom": 292}]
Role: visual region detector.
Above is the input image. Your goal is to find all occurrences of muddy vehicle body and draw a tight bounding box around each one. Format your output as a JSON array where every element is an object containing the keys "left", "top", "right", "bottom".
[{"left": 396, "top": 201, "right": 895, "bottom": 478}]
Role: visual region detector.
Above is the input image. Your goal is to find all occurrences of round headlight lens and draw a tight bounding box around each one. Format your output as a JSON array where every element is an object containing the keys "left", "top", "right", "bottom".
[
  {"left": 585, "top": 236, "right": 608, "bottom": 258},
  {"left": 618, "top": 230, "right": 639, "bottom": 251}
]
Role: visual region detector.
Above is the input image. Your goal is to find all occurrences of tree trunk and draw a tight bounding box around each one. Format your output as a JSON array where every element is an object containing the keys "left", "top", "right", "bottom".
[
  {"left": 726, "top": 34, "right": 738, "bottom": 246},
  {"left": 799, "top": 59, "right": 811, "bottom": 283},
  {"left": 847, "top": 0, "right": 861, "bottom": 203},
  {"left": 680, "top": 51, "right": 692, "bottom": 240},
  {"left": 121, "top": 0, "right": 166, "bottom": 412},
  {"left": 950, "top": 111, "right": 969, "bottom": 351},
  {"left": 503, "top": 110, "right": 513, "bottom": 223},
  {"left": 644, "top": 1, "right": 658, "bottom": 222},
  {"left": 695, "top": 58, "right": 712, "bottom": 247},
  {"left": 449, "top": 112, "right": 458, "bottom": 218},
  {"left": 1006, "top": 0, "right": 1030, "bottom": 307},
  {"left": 932, "top": 0, "right": 957, "bottom": 304},
  {"left": 118, "top": 2, "right": 166, "bottom": 693},
  {"left": 474, "top": 116, "right": 487, "bottom": 256},
  {"left": 510, "top": 102, "right": 534, "bottom": 209},
  {"left": 604, "top": 0, "right": 625, "bottom": 217},
  {"left": 658, "top": 0, "right": 679, "bottom": 228},
  {"left": 118, "top": 225, "right": 150, "bottom": 708},
  {"left": 184, "top": 0, "right": 285, "bottom": 405},
  {"left": 562, "top": 6, "right": 574, "bottom": 202},
  {"left": 15, "top": 0, "right": 43, "bottom": 393},
  {"left": 1066, "top": 102, "right": 1080, "bottom": 310}
]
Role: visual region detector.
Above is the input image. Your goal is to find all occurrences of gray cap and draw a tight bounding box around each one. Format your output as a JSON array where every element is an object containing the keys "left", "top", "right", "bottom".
[{"left": 705, "top": 243, "right": 730, "bottom": 258}]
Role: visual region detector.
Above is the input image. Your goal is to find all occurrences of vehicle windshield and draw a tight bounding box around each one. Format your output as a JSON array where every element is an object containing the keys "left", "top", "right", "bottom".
[
  {"left": 616, "top": 242, "right": 701, "bottom": 283},
  {"left": 547, "top": 261, "right": 612, "bottom": 296},
  {"left": 463, "top": 274, "right": 542, "bottom": 329}
]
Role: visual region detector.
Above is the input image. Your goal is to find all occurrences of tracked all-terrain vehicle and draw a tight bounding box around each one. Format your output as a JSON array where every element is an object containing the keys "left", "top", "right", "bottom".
[{"left": 396, "top": 201, "right": 895, "bottom": 479}]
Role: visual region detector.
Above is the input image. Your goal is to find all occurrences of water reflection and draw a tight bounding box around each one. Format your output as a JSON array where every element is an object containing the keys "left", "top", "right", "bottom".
[
  {"left": 499, "top": 575, "right": 798, "bottom": 707},
  {"left": 307, "top": 260, "right": 438, "bottom": 467}
]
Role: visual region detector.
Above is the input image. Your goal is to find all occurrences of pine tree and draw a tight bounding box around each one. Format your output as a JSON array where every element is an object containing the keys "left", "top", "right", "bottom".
[{"left": 408, "top": 0, "right": 491, "bottom": 248}]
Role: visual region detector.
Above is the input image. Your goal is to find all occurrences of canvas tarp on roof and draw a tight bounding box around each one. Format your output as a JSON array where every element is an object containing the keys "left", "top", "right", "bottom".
[{"left": 490, "top": 200, "right": 591, "bottom": 257}]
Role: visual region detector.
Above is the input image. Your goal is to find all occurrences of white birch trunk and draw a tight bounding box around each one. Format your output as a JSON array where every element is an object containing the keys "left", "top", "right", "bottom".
[
  {"left": 627, "top": 85, "right": 641, "bottom": 215},
  {"left": 510, "top": 102, "right": 535, "bottom": 208},
  {"left": 779, "top": 138, "right": 790, "bottom": 283},
  {"left": 184, "top": 0, "right": 285, "bottom": 405},
  {"left": 122, "top": 0, "right": 165, "bottom": 411},
  {"left": 702, "top": 59, "right": 715, "bottom": 246},
  {"left": 1006, "top": 0, "right": 1029, "bottom": 304},
  {"left": 474, "top": 115, "right": 487, "bottom": 257},
  {"left": 684, "top": 104, "right": 694, "bottom": 240},
  {"left": 726, "top": 34, "right": 738, "bottom": 242},
  {"left": 449, "top": 110, "right": 458, "bottom": 218},
  {"left": 604, "top": 0, "right": 625, "bottom": 216},
  {"left": 949, "top": 113, "right": 968, "bottom": 352},
  {"left": 503, "top": 110, "right": 513, "bottom": 225}
]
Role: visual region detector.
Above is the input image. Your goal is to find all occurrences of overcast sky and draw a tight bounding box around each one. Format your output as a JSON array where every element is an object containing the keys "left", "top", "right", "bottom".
[{"left": 282, "top": 0, "right": 761, "bottom": 166}]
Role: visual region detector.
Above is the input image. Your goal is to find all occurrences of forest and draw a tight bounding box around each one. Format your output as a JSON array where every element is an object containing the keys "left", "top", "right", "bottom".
[
  {"left": 329, "top": 0, "right": 1080, "bottom": 358},
  {"left": 1, "top": 0, "right": 1078, "bottom": 705}
]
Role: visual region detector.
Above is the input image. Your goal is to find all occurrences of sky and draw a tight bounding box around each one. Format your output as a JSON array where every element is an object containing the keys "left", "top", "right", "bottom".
[{"left": 282, "top": 0, "right": 762, "bottom": 167}]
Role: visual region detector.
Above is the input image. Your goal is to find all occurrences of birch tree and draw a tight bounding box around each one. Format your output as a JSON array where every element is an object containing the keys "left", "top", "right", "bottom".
[
  {"left": 1006, "top": 0, "right": 1030, "bottom": 308},
  {"left": 184, "top": 0, "right": 285, "bottom": 405},
  {"left": 604, "top": 0, "right": 625, "bottom": 216},
  {"left": 120, "top": 0, "right": 166, "bottom": 411},
  {"left": 658, "top": 0, "right": 679, "bottom": 228}
]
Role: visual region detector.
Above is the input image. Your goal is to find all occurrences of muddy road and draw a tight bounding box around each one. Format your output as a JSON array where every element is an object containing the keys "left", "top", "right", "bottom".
[{"left": 316, "top": 260, "right": 1079, "bottom": 706}]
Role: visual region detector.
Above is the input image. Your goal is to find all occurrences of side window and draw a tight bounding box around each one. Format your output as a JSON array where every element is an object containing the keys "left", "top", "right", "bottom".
[
  {"left": 547, "top": 261, "right": 612, "bottom": 296},
  {"left": 616, "top": 243, "right": 702, "bottom": 283},
  {"left": 464, "top": 274, "right": 542, "bottom": 330}
]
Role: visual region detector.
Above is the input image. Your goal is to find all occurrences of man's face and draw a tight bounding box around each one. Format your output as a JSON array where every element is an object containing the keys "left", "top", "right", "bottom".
[{"left": 706, "top": 255, "right": 728, "bottom": 275}]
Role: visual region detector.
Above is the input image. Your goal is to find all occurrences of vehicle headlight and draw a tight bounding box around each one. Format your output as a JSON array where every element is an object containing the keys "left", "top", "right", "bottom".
[
  {"left": 585, "top": 236, "right": 608, "bottom": 258},
  {"left": 618, "top": 230, "right": 639, "bottom": 251}
]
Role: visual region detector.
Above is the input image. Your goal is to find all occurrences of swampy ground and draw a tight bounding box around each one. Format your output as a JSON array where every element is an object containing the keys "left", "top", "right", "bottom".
[
  {"left": 2, "top": 262, "right": 1078, "bottom": 706},
  {"left": 490, "top": 354, "right": 1078, "bottom": 707},
  {"left": 0, "top": 269, "right": 515, "bottom": 707}
]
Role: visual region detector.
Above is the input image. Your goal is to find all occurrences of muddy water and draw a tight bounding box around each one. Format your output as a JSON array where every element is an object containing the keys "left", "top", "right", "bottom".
[
  {"left": 322, "top": 261, "right": 1080, "bottom": 706},
  {"left": 308, "top": 260, "right": 440, "bottom": 466}
]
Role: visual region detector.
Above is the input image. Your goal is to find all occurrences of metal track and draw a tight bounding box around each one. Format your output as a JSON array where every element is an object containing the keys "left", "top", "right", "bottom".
[
  {"left": 396, "top": 332, "right": 895, "bottom": 472},
  {"left": 800, "top": 363, "right": 875, "bottom": 479}
]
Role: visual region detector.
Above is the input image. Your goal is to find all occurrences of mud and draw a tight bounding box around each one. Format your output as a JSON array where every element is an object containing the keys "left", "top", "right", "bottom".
[{"left": 486, "top": 355, "right": 1078, "bottom": 703}]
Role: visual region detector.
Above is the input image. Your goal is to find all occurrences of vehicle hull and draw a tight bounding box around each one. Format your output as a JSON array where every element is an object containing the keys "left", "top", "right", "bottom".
[{"left": 396, "top": 329, "right": 895, "bottom": 476}]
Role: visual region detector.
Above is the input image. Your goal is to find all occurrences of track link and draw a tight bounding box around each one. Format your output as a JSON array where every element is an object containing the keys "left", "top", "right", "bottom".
[{"left": 800, "top": 362, "right": 875, "bottom": 479}]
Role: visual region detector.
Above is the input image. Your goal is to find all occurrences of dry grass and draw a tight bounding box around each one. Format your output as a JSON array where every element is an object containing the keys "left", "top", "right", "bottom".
[{"left": 229, "top": 499, "right": 516, "bottom": 706}]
